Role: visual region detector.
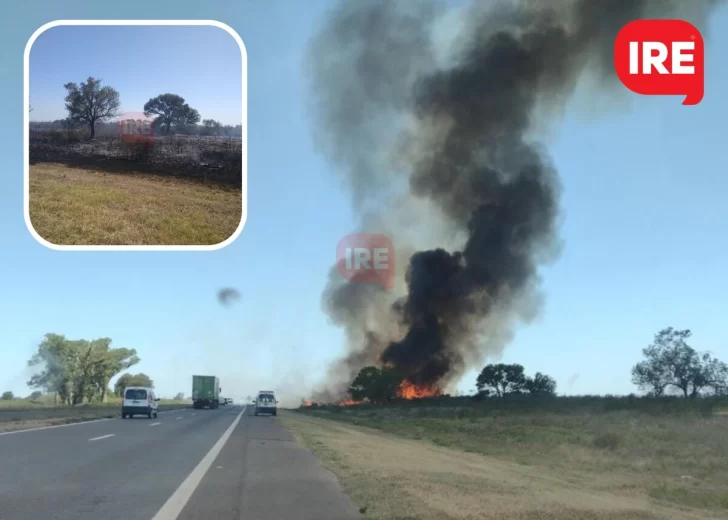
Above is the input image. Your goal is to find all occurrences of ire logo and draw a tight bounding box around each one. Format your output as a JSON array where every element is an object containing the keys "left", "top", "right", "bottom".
[
  {"left": 614, "top": 19, "right": 704, "bottom": 105},
  {"left": 336, "top": 233, "right": 394, "bottom": 289},
  {"left": 118, "top": 112, "right": 155, "bottom": 144}
]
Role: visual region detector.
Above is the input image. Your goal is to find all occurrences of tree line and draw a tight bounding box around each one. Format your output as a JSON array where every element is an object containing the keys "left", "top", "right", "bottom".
[
  {"left": 32, "top": 76, "right": 242, "bottom": 140},
  {"left": 345, "top": 326, "right": 728, "bottom": 404},
  {"left": 5, "top": 333, "right": 157, "bottom": 405},
  {"left": 346, "top": 363, "right": 557, "bottom": 404}
]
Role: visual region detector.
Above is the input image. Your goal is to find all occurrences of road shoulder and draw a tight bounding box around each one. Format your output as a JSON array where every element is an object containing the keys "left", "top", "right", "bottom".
[
  {"left": 177, "top": 408, "right": 361, "bottom": 520},
  {"left": 279, "top": 411, "right": 719, "bottom": 520}
]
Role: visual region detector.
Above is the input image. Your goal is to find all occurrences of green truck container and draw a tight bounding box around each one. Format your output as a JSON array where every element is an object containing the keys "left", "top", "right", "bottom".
[{"left": 192, "top": 375, "right": 221, "bottom": 409}]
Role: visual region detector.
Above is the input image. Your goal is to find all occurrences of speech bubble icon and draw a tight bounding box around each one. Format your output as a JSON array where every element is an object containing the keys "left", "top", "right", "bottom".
[
  {"left": 614, "top": 19, "right": 704, "bottom": 105},
  {"left": 336, "top": 233, "right": 395, "bottom": 290}
]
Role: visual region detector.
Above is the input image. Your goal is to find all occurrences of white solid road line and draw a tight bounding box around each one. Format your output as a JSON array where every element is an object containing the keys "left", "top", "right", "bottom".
[
  {"left": 150, "top": 406, "right": 246, "bottom": 520},
  {"left": 88, "top": 434, "right": 115, "bottom": 441}
]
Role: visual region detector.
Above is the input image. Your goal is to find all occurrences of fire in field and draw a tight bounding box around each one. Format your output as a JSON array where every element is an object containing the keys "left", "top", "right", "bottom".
[
  {"left": 302, "top": 0, "right": 720, "bottom": 405},
  {"left": 288, "top": 0, "right": 714, "bottom": 403}
]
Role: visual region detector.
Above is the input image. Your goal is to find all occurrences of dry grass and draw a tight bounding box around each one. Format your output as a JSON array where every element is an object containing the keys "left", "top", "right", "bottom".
[
  {"left": 28, "top": 163, "right": 241, "bottom": 246},
  {"left": 281, "top": 408, "right": 728, "bottom": 520}
]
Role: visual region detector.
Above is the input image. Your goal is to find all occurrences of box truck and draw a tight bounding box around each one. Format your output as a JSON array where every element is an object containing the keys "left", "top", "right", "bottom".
[{"left": 192, "top": 375, "right": 221, "bottom": 409}]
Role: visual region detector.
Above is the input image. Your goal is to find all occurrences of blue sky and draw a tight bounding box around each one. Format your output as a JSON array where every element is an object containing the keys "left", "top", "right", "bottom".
[
  {"left": 2, "top": 1, "right": 727, "bottom": 404},
  {"left": 29, "top": 25, "right": 242, "bottom": 125}
]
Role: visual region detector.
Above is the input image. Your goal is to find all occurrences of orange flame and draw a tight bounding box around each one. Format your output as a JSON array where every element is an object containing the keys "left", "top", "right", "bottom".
[
  {"left": 302, "top": 380, "right": 442, "bottom": 407},
  {"left": 397, "top": 380, "right": 442, "bottom": 399}
]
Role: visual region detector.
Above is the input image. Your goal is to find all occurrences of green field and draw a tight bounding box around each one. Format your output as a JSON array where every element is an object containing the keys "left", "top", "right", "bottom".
[{"left": 29, "top": 163, "right": 241, "bottom": 246}]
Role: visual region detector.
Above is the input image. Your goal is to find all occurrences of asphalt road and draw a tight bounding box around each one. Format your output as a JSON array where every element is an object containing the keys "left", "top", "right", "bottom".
[{"left": 0, "top": 405, "right": 360, "bottom": 520}]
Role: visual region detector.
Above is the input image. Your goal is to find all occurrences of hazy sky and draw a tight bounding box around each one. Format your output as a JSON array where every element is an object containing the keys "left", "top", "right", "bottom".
[
  {"left": 2, "top": 1, "right": 727, "bottom": 404},
  {"left": 29, "top": 25, "right": 243, "bottom": 126}
]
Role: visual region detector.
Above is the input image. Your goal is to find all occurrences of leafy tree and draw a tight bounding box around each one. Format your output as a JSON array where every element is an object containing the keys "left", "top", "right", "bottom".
[
  {"left": 1, "top": 391, "right": 14, "bottom": 400},
  {"left": 349, "top": 366, "right": 380, "bottom": 401},
  {"left": 201, "top": 119, "right": 222, "bottom": 136},
  {"left": 200, "top": 119, "right": 226, "bottom": 135},
  {"left": 173, "top": 392, "right": 185, "bottom": 401},
  {"left": 177, "top": 107, "right": 201, "bottom": 133},
  {"left": 27, "top": 333, "right": 75, "bottom": 404},
  {"left": 524, "top": 372, "right": 557, "bottom": 395},
  {"left": 28, "top": 391, "right": 43, "bottom": 400},
  {"left": 632, "top": 327, "right": 728, "bottom": 398},
  {"left": 27, "top": 333, "right": 139, "bottom": 405},
  {"left": 114, "top": 373, "right": 154, "bottom": 397},
  {"left": 144, "top": 94, "right": 200, "bottom": 135},
  {"left": 84, "top": 339, "right": 139, "bottom": 402},
  {"left": 63, "top": 77, "right": 121, "bottom": 139},
  {"left": 476, "top": 363, "right": 528, "bottom": 396},
  {"left": 348, "top": 366, "right": 403, "bottom": 404},
  {"left": 371, "top": 367, "right": 403, "bottom": 403}
]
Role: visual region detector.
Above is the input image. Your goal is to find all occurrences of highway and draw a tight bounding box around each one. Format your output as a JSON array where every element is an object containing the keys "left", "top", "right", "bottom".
[{"left": 0, "top": 405, "right": 360, "bottom": 520}]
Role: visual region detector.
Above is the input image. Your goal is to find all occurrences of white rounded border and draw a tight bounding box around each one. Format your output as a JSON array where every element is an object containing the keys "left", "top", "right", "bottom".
[{"left": 23, "top": 20, "right": 248, "bottom": 251}]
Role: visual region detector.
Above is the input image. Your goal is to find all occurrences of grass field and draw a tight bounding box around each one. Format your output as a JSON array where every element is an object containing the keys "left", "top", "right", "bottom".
[
  {"left": 28, "top": 163, "right": 241, "bottom": 246},
  {"left": 282, "top": 399, "right": 728, "bottom": 520},
  {"left": 0, "top": 398, "right": 190, "bottom": 433}
]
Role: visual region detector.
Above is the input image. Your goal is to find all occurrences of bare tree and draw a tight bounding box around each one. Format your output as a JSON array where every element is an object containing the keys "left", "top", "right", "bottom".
[{"left": 63, "top": 77, "right": 121, "bottom": 140}]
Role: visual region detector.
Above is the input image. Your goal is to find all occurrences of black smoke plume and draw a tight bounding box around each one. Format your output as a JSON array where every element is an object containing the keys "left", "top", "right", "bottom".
[{"left": 307, "top": 0, "right": 722, "bottom": 400}]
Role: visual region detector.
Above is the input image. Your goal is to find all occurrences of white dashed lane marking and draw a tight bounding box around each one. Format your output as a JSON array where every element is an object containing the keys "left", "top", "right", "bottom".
[{"left": 88, "top": 434, "right": 115, "bottom": 441}]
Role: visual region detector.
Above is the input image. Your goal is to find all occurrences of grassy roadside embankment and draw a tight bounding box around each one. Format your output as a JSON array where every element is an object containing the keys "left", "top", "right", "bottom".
[
  {"left": 28, "top": 163, "right": 241, "bottom": 246},
  {"left": 0, "top": 398, "right": 190, "bottom": 433},
  {"left": 280, "top": 397, "right": 728, "bottom": 520}
]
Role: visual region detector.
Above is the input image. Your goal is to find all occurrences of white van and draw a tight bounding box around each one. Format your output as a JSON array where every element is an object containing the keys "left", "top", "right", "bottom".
[
  {"left": 254, "top": 390, "right": 277, "bottom": 416},
  {"left": 121, "top": 387, "right": 159, "bottom": 419}
]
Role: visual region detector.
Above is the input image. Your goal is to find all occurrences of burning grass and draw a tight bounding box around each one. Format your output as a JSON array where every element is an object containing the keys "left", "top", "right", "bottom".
[
  {"left": 29, "top": 163, "right": 241, "bottom": 246},
  {"left": 288, "top": 395, "right": 728, "bottom": 519},
  {"left": 307, "top": 379, "right": 443, "bottom": 407}
]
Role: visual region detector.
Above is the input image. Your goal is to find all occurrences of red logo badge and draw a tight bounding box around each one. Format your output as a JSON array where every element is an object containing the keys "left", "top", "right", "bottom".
[{"left": 614, "top": 19, "right": 704, "bottom": 105}]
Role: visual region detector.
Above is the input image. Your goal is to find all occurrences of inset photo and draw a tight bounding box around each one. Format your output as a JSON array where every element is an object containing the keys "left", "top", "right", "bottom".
[{"left": 25, "top": 21, "right": 246, "bottom": 249}]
